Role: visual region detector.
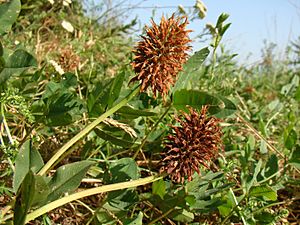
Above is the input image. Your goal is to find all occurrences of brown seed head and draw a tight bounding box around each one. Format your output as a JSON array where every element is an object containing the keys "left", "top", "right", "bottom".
[
  {"left": 59, "top": 46, "right": 80, "bottom": 72},
  {"left": 160, "top": 106, "right": 223, "bottom": 183},
  {"left": 131, "top": 14, "right": 192, "bottom": 99}
]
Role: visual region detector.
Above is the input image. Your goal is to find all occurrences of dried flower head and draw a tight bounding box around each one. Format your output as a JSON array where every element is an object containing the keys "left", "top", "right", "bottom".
[
  {"left": 160, "top": 106, "right": 223, "bottom": 183},
  {"left": 131, "top": 14, "right": 192, "bottom": 99},
  {"left": 59, "top": 46, "right": 80, "bottom": 72}
]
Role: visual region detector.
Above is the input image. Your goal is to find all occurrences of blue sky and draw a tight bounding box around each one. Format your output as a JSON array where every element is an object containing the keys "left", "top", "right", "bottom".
[{"left": 124, "top": 0, "right": 300, "bottom": 64}]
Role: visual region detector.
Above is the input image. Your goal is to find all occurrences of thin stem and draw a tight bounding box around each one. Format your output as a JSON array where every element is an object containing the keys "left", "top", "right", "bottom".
[
  {"left": 229, "top": 188, "right": 246, "bottom": 225},
  {"left": 38, "top": 85, "right": 140, "bottom": 176},
  {"left": 265, "top": 110, "right": 281, "bottom": 129},
  {"left": 74, "top": 200, "right": 95, "bottom": 214},
  {"left": 25, "top": 174, "right": 164, "bottom": 223},
  {"left": 236, "top": 113, "right": 300, "bottom": 174},
  {"left": 148, "top": 208, "right": 174, "bottom": 225},
  {"left": 236, "top": 113, "right": 285, "bottom": 158},
  {"left": 133, "top": 104, "right": 172, "bottom": 159},
  {"left": 252, "top": 200, "right": 290, "bottom": 215},
  {"left": 221, "top": 194, "right": 247, "bottom": 225},
  {"left": 258, "top": 166, "right": 285, "bottom": 185},
  {"left": 210, "top": 46, "right": 217, "bottom": 79},
  {"left": 1, "top": 103, "right": 14, "bottom": 144},
  {"left": 0, "top": 124, "right": 5, "bottom": 147},
  {"left": 75, "top": 69, "right": 87, "bottom": 124}
]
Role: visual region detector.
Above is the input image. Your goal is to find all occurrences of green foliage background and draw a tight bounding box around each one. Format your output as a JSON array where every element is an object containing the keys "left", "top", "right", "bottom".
[{"left": 0, "top": 0, "right": 299, "bottom": 224}]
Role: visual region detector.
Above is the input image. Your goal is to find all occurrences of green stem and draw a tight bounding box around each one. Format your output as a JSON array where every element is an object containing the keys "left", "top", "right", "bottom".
[
  {"left": 251, "top": 201, "right": 288, "bottom": 215},
  {"left": 221, "top": 193, "right": 247, "bottom": 225},
  {"left": 0, "top": 127, "right": 5, "bottom": 147},
  {"left": 38, "top": 85, "right": 140, "bottom": 175},
  {"left": 148, "top": 208, "right": 173, "bottom": 225},
  {"left": 257, "top": 166, "right": 285, "bottom": 185},
  {"left": 236, "top": 113, "right": 285, "bottom": 158},
  {"left": 210, "top": 46, "right": 217, "bottom": 79},
  {"left": 1, "top": 103, "right": 14, "bottom": 145},
  {"left": 133, "top": 104, "right": 172, "bottom": 159},
  {"left": 25, "top": 174, "right": 163, "bottom": 223}
]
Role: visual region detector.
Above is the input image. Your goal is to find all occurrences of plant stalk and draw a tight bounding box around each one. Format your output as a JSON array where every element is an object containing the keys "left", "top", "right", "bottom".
[
  {"left": 148, "top": 208, "right": 174, "bottom": 225},
  {"left": 236, "top": 113, "right": 285, "bottom": 158},
  {"left": 133, "top": 103, "right": 172, "bottom": 159},
  {"left": 1, "top": 103, "right": 14, "bottom": 145},
  {"left": 25, "top": 174, "right": 163, "bottom": 222}
]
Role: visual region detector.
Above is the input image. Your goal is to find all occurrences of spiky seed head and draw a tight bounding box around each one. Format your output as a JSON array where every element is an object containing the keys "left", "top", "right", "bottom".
[
  {"left": 160, "top": 106, "right": 223, "bottom": 183},
  {"left": 131, "top": 14, "right": 192, "bottom": 99}
]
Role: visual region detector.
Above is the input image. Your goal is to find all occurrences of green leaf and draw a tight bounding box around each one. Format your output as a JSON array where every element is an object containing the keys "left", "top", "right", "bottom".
[
  {"left": 117, "top": 105, "right": 156, "bottom": 118},
  {"left": 105, "top": 189, "right": 139, "bottom": 211},
  {"left": 152, "top": 179, "right": 166, "bottom": 199},
  {"left": 95, "top": 209, "right": 116, "bottom": 224},
  {"left": 281, "top": 75, "right": 299, "bottom": 96},
  {"left": 0, "top": 0, "right": 21, "bottom": 34},
  {"left": 284, "top": 129, "right": 297, "bottom": 150},
  {"left": 254, "top": 211, "right": 276, "bottom": 223},
  {"left": 170, "top": 209, "right": 194, "bottom": 223},
  {"left": 32, "top": 77, "right": 85, "bottom": 126},
  {"left": 212, "top": 96, "right": 236, "bottom": 117},
  {"left": 218, "top": 204, "right": 232, "bottom": 217},
  {"left": 186, "top": 171, "right": 224, "bottom": 194},
  {"left": 99, "top": 158, "right": 141, "bottom": 214},
  {"left": 173, "top": 90, "right": 236, "bottom": 117},
  {"left": 185, "top": 195, "right": 196, "bottom": 207},
  {"left": 220, "top": 23, "right": 231, "bottom": 36},
  {"left": 294, "top": 85, "right": 300, "bottom": 101},
  {"left": 289, "top": 145, "right": 300, "bottom": 169},
  {"left": 267, "top": 99, "right": 282, "bottom": 112},
  {"left": 265, "top": 154, "right": 278, "bottom": 178},
  {"left": 189, "top": 183, "right": 233, "bottom": 203},
  {"left": 149, "top": 191, "right": 187, "bottom": 214},
  {"left": 105, "top": 158, "right": 140, "bottom": 184},
  {"left": 61, "top": 72, "right": 77, "bottom": 88},
  {"left": 14, "top": 170, "right": 35, "bottom": 225},
  {"left": 190, "top": 198, "right": 223, "bottom": 212},
  {"left": 218, "top": 194, "right": 234, "bottom": 217},
  {"left": 87, "top": 79, "right": 113, "bottom": 116},
  {"left": 0, "top": 49, "right": 37, "bottom": 83},
  {"left": 186, "top": 172, "right": 232, "bottom": 207},
  {"left": 107, "top": 70, "right": 125, "bottom": 108},
  {"left": 31, "top": 175, "right": 50, "bottom": 207},
  {"left": 6, "top": 49, "right": 37, "bottom": 68},
  {"left": 260, "top": 140, "right": 267, "bottom": 154},
  {"left": 249, "top": 185, "right": 277, "bottom": 201},
  {"left": 172, "top": 47, "right": 210, "bottom": 92},
  {"left": 246, "top": 159, "right": 262, "bottom": 192},
  {"left": 247, "top": 134, "right": 256, "bottom": 151},
  {"left": 13, "top": 140, "right": 44, "bottom": 193},
  {"left": 30, "top": 148, "right": 44, "bottom": 174},
  {"left": 47, "top": 160, "right": 94, "bottom": 201},
  {"left": 94, "top": 128, "right": 135, "bottom": 147},
  {"left": 13, "top": 142, "right": 31, "bottom": 193},
  {"left": 46, "top": 92, "right": 83, "bottom": 126},
  {"left": 173, "top": 90, "right": 221, "bottom": 112},
  {"left": 216, "top": 13, "right": 230, "bottom": 28},
  {"left": 0, "top": 41, "right": 3, "bottom": 56},
  {"left": 123, "top": 212, "right": 143, "bottom": 225},
  {"left": 0, "top": 56, "right": 4, "bottom": 74}
]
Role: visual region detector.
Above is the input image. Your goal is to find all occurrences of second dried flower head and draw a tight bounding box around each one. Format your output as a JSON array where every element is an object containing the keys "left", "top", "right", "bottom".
[
  {"left": 160, "top": 106, "right": 223, "bottom": 183},
  {"left": 131, "top": 14, "right": 192, "bottom": 99}
]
